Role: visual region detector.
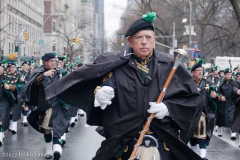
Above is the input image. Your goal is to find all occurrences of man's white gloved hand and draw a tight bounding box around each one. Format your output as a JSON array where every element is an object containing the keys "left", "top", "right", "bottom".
[
  {"left": 94, "top": 86, "right": 115, "bottom": 110},
  {"left": 148, "top": 102, "right": 169, "bottom": 119}
]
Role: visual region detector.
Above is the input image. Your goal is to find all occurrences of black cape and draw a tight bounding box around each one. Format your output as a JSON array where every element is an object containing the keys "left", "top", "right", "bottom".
[{"left": 45, "top": 49, "right": 202, "bottom": 160}]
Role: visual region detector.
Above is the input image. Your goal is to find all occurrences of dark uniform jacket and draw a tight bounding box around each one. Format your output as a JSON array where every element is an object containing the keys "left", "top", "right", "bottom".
[
  {"left": 216, "top": 79, "right": 238, "bottom": 127},
  {"left": 231, "top": 80, "right": 240, "bottom": 132},
  {"left": 45, "top": 49, "right": 203, "bottom": 160},
  {"left": 194, "top": 78, "right": 215, "bottom": 145},
  {"left": 0, "top": 74, "right": 11, "bottom": 131},
  {"left": 19, "top": 67, "right": 70, "bottom": 137}
]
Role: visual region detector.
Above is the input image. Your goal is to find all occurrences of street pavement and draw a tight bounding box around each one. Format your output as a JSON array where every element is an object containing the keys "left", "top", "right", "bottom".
[{"left": 0, "top": 115, "right": 240, "bottom": 160}]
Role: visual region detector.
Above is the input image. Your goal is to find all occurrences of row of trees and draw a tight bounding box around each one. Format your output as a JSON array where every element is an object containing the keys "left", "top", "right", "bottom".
[{"left": 109, "top": 0, "right": 240, "bottom": 61}]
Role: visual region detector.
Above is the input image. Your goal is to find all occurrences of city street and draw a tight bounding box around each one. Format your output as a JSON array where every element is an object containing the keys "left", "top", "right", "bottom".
[{"left": 0, "top": 115, "right": 240, "bottom": 160}]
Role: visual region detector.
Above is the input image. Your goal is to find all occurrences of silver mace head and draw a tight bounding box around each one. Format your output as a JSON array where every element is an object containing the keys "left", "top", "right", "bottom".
[{"left": 173, "top": 45, "right": 189, "bottom": 69}]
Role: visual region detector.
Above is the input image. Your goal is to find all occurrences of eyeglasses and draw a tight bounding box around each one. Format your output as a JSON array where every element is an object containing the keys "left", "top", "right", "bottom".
[
  {"left": 132, "top": 35, "right": 154, "bottom": 42},
  {"left": 195, "top": 70, "right": 203, "bottom": 72}
]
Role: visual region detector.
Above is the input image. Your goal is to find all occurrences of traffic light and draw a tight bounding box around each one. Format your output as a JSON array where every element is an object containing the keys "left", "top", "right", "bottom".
[
  {"left": 90, "top": 54, "right": 92, "bottom": 58},
  {"left": 24, "top": 32, "right": 28, "bottom": 40},
  {"left": 75, "top": 38, "right": 79, "bottom": 45},
  {"left": 73, "top": 37, "right": 76, "bottom": 45},
  {"left": 121, "top": 36, "right": 124, "bottom": 46}
]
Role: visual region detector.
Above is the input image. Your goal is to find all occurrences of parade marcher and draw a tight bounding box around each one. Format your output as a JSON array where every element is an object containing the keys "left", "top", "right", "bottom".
[
  {"left": 207, "top": 69, "right": 214, "bottom": 81},
  {"left": 190, "top": 59, "right": 217, "bottom": 160},
  {"left": 0, "top": 61, "right": 17, "bottom": 145},
  {"left": 5, "top": 62, "right": 21, "bottom": 134},
  {"left": 231, "top": 72, "right": 240, "bottom": 147},
  {"left": 45, "top": 12, "right": 203, "bottom": 160},
  {"left": 233, "top": 67, "right": 239, "bottom": 79},
  {"left": 218, "top": 70, "right": 224, "bottom": 79},
  {"left": 212, "top": 69, "right": 221, "bottom": 87},
  {"left": 216, "top": 68, "right": 238, "bottom": 139},
  {"left": 20, "top": 53, "right": 71, "bottom": 160},
  {"left": 18, "top": 60, "right": 32, "bottom": 126}
]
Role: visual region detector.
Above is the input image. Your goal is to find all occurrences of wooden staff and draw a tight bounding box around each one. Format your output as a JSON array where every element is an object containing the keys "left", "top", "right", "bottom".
[{"left": 129, "top": 46, "right": 189, "bottom": 160}]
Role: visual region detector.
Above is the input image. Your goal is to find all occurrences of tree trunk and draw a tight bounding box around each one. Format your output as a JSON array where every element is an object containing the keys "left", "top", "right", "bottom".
[{"left": 229, "top": 0, "right": 240, "bottom": 27}]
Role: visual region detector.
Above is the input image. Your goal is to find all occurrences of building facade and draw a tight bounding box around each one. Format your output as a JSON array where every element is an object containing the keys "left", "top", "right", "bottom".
[{"left": 0, "top": 0, "right": 44, "bottom": 62}]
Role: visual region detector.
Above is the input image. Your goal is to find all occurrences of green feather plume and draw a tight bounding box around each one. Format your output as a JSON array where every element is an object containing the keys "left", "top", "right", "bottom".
[
  {"left": 225, "top": 68, "right": 229, "bottom": 71},
  {"left": 53, "top": 51, "right": 57, "bottom": 56},
  {"left": 215, "top": 65, "right": 218, "bottom": 69},
  {"left": 198, "top": 59, "right": 204, "bottom": 65},
  {"left": 237, "top": 67, "right": 239, "bottom": 69},
  {"left": 142, "top": 12, "right": 156, "bottom": 23},
  {"left": 14, "top": 62, "right": 17, "bottom": 65},
  {"left": 25, "top": 59, "right": 29, "bottom": 62},
  {"left": 63, "top": 55, "right": 67, "bottom": 59},
  {"left": 2, "top": 60, "right": 6, "bottom": 64}
]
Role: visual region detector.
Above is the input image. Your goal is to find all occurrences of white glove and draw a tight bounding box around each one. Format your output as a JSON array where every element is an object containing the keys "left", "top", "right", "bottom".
[
  {"left": 94, "top": 86, "right": 115, "bottom": 110},
  {"left": 148, "top": 102, "right": 169, "bottom": 119}
]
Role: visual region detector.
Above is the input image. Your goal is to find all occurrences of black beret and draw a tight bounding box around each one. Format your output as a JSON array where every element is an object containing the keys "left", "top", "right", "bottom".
[
  {"left": 77, "top": 63, "right": 83, "bottom": 67},
  {"left": 234, "top": 67, "right": 239, "bottom": 70},
  {"left": 218, "top": 70, "right": 224, "bottom": 74},
  {"left": 22, "top": 60, "right": 29, "bottom": 66},
  {"left": 125, "top": 12, "right": 156, "bottom": 37},
  {"left": 236, "top": 72, "right": 240, "bottom": 77},
  {"left": 42, "top": 53, "right": 55, "bottom": 61},
  {"left": 58, "top": 57, "right": 64, "bottom": 61},
  {"left": 191, "top": 59, "right": 204, "bottom": 72},
  {"left": 224, "top": 68, "right": 231, "bottom": 74}
]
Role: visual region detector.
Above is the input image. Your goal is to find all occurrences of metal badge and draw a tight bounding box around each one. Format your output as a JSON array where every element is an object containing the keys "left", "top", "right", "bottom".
[{"left": 145, "top": 140, "right": 151, "bottom": 147}]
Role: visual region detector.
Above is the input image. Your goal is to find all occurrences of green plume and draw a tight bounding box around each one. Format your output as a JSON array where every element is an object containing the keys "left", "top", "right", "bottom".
[
  {"left": 198, "top": 59, "right": 204, "bottom": 65},
  {"left": 63, "top": 55, "right": 67, "bottom": 59},
  {"left": 14, "top": 62, "right": 17, "bottom": 65},
  {"left": 215, "top": 65, "right": 218, "bottom": 69},
  {"left": 237, "top": 67, "right": 239, "bottom": 69},
  {"left": 2, "top": 60, "right": 6, "bottom": 64},
  {"left": 53, "top": 51, "right": 57, "bottom": 56},
  {"left": 25, "top": 59, "right": 29, "bottom": 62},
  {"left": 45, "top": 53, "right": 47, "bottom": 55},
  {"left": 225, "top": 68, "right": 229, "bottom": 71},
  {"left": 142, "top": 12, "right": 156, "bottom": 23}
]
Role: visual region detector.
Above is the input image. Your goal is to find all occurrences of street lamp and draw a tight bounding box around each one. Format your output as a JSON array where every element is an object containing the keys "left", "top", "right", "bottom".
[{"left": 40, "top": 13, "right": 65, "bottom": 64}]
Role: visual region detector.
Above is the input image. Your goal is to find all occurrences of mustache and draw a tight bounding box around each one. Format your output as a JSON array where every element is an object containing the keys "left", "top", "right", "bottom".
[{"left": 226, "top": 76, "right": 231, "bottom": 78}]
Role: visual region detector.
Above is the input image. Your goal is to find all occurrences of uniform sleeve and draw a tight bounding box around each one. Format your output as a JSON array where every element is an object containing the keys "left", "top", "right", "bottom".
[
  {"left": 94, "top": 72, "right": 116, "bottom": 97},
  {"left": 33, "top": 74, "right": 45, "bottom": 86},
  {"left": 101, "top": 72, "right": 116, "bottom": 93},
  {"left": 9, "top": 84, "right": 15, "bottom": 92}
]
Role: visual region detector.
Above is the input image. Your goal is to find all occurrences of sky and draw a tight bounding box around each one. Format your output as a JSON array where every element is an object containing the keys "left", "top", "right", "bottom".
[{"left": 104, "top": 0, "right": 127, "bottom": 38}]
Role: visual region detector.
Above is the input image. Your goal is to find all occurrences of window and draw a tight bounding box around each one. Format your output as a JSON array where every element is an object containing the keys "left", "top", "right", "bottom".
[
  {"left": 9, "top": 15, "right": 11, "bottom": 31},
  {"left": 52, "top": 22, "right": 55, "bottom": 31}
]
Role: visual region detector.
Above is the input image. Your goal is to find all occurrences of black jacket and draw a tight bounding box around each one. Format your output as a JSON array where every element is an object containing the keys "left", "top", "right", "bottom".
[{"left": 45, "top": 49, "right": 203, "bottom": 160}]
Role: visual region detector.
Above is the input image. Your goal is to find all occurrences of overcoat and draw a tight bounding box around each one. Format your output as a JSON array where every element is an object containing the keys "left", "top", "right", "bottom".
[{"left": 45, "top": 49, "right": 203, "bottom": 160}]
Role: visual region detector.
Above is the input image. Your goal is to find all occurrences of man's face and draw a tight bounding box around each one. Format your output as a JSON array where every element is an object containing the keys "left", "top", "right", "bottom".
[
  {"left": 220, "top": 72, "right": 224, "bottom": 77},
  {"left": 209, "top": 72, "right": 213, "bottom": 76},
  {"left": 192, "top": 67, "right": 203, "bottom": 80},
  {"left": 22, "top": 64, "right": 28, "bottom": 71},
  {"left": 234, "top": 69, "right": 238, "bottom": 72},
  {"left": 0, "top": 66, "right": 3, "bottom": 75},
  {"left": 44, "top": 58, "right": 56, "bottom": 70},
  {"left": 236, "top": 75, "right": 240, "bottom": 81},
  {"left": 214, "top": 71, "right": 218, "bottom": 78},
  {"left": 128, "top": 30, "right": 156, "bottom": 60},
  {"left": 225, "top": 73, "right": 232, "bottom": 80},
  {"left": 10, "top": 65, "right": 16, "bottom": 74},
  {"left": 59, "top": 60, "right": 64, "bottom": 69}
]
